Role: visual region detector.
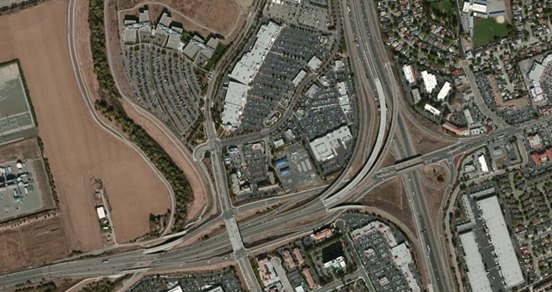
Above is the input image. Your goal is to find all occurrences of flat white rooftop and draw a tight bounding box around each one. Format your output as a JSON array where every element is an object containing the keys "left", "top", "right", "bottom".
[
  {"left": 478, "top": 195, "right": 524, "bottom": 288},
  {"left": 459, "top": 232, "right": 492, "bottom": 292},
  {"left": 309, "top": 126, "right": 352, "bottom": 162},
  {"left": 437, "top": 81, "right": 451, "bottom": 101}
]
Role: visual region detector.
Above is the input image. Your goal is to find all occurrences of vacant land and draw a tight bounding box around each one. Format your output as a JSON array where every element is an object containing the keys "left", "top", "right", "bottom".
[
  {"left": 421, "top": 163, "right": 447, "bottom": 186},
  {"left": 473, "top": 17, "right": 509, "bottom": 47},
  {"left": 403, "top": 112, "right": 455, "bottom": 155},
  {"left": 117, "top": 0, "right": 250, "bottom": 41},
  {"left": 0, "top": 214, "right": 70, "bottom": 274},
  {"left": 0, "top": 0, "right": 169, "bottom": 250},
  {"left": 360, "top": 176, "right": 416, "bottom": 237}
]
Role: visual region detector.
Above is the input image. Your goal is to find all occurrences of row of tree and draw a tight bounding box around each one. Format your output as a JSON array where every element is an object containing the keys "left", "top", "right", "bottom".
[{"left": 89, "top": 0, "right": 191, "bottom": 231}]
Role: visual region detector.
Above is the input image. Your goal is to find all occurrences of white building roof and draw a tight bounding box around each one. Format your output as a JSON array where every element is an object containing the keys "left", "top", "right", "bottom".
[
  {"left": 309, "top": 126, "right": 352, "bottom": 162},
  {"left": 292, "top": 70, "right": 307, "bottom": 87},
  {"left": 464, "top": 109, "right": 474, "bottom": 125},
  {"left": 402, "top": 65, "right": 416, "bottom": 84},
  {"left": 337, "top": 82, "right": 347, "bottom": 96},
  {"left": 392, "top": 243, "right": 421, "bottom": 292},
  {"left": 307, "top": 56, "right": 323, "bottom": 71},
  {"left": 437, "top": 81, "right": 452, "bottom": 101},
  {"left": 96, "top": 206, "right": 106, "bottom": 220},
  {"left": 139, "top": 9, "right": 150, "bottom": 22},
  {"left": 221, "top": 82, "right": 248, "bottom": 129},
  {"left": 529, "top": 63, "right": 545, "bottom": 81},
  {"left": 424, "top": 104, "right": 441, "bottom": 115},
  {"left": 478, "top": 195, "right": 524, "bottom": 288},
  {"left": 459, "top": 232, "right": 493, "bottom": 292},
  {"left": 159, "top": 12, "right": 171, "bottom": 27},
  {"left": 229, "top": 22, "right": 281, "bottom": 84},
  {"left": 167, "top": 286, "right": 183, "bottom": 292},
  {"left": 421, "top": 71, "right": 437, "bottom": 93},
  {"left": 478, "top": 154, "right": 488, "bottom": 172}
]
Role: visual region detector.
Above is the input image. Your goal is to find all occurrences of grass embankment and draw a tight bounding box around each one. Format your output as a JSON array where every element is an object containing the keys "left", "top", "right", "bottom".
[{"left": 89, "top": 0, "right": 192, "bottom": 231}]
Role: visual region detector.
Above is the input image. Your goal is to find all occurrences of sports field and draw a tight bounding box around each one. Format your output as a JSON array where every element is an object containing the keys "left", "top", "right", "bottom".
[
  {"left": 473, "top": 17, "right": 509, "bottom": 47},
  {"left": 0, "top": 62, "right": 36, "bottom": 142}
]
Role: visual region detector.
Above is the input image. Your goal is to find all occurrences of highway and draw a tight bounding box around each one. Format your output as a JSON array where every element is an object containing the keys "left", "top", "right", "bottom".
[{"left": 9, "top": 0, "right": 552, "bottom": 290}]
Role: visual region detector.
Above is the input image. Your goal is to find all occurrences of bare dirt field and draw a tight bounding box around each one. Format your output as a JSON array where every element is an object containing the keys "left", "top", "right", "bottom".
[
  {"left": 0, "top": 0, "right": 169, "bottom": 250},
  {"left": 420, "top": 163, "right": 447, "bottom": 186},
  {"left": 380, "top": 148, "right": 396, "bottom": 168},
  {"left": 0, "top": 214, "right": 70, "bottom": 274},
  {"left": 117, "top": 0, "right": 251, "bottom": 42},
  {"left": 403, "top": 112, "right": 455, "bottom": 155},
  {"left": 359, "top": 177, "right": 416, "bottom": 237},
  {"left": 102, "top": 0, "right": 211, "bottom": 224}
]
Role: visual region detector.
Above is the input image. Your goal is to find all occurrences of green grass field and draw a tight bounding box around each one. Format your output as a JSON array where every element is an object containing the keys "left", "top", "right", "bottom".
[
  {"left": 473, "top": 18, "right": 509, "bottom": 47},
  {"left": 431, "top": 0, "right": 455, "bottom": 14}
]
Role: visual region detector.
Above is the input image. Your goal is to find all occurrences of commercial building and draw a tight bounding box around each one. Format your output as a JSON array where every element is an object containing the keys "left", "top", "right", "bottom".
[
  {"left": 221, "top": 82, "right": 248, "bottom": 129},
  {"left": 279, "top": 167, "right": 291, "bottom": 176},
  {"left": 229, "top": 21, "right": 282, "bottom": 85},
  {"left": 96, "top": 206, "right": 106, "bottom": 220},
  {"left": 309, "top": 126, "right": 353, "bottom": 162},
  {"left": 307, "top": 56, "right": 323, "bottom": 72},
  {"left": 528, "top": 55, "right": 552, "bottom": 104},
  {"left": 478, "top": 154, "right": 489, "bottom": 173},
  {"left": 424, "top": 104, "right": 441, "bottom": 116},
  {"left": 323, "top": 256, "right": 346, "bottom": 269},
  {"left": 402, "top": 65, "right": 416, "bottom": 84},
  {"left": 478, "top": 195, "right": 524, "bottom": 288},
  {"left": 459, "top": 231, "right": 492, "bottom": 292},
  {"left": 275, "top": 157, "right": 288, "bottom": 168},
  {"left": 437, "top": 81, "right": 452, "bottom": 101},
  {"left": 421, "top": 71, "right": 437, "bottom": 93},
  {"left": 311, "top": 227, "right": 334, "bottom": 241},
  {"left": 167, "top": 286, "right": 183, "bottom": 292},
  {"left": 292, "top": 70, "right": 307, "bottom": 87},
  {"left": 528, "top": 134, "right": 543, "bottom": 149}
]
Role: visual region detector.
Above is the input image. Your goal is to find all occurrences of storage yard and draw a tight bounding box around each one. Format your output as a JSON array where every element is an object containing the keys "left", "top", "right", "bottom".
[{"left": 0, "top": 0, "right": 170, "bottom": 252}]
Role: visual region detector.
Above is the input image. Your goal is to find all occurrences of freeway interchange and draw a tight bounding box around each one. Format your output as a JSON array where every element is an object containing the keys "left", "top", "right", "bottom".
[{"left": 5, "top": 0, "right": 552, "bottom": 291}]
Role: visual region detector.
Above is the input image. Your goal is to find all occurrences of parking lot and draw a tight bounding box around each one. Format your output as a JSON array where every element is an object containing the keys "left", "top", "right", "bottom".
[
  {"left": 127, "top": 269, "right": 243, "bottom": 292},
  {"left": 123, "top": 44, "right": 201, "bottom": 136},
  {"left": 237, "top": 25, "right": 330, "bottom": 132},
  {"left": 344, "top": 214, "right": 419, "bottom": 292},
  {"left": 276, "top": 144, "right": 321, "bottom": 191}
]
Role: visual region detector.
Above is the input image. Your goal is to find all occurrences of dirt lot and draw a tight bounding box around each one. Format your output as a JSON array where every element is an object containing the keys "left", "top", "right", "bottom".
[
  {"left": 0, "top": 214, "right": 70, "bottom": 274},
  {"left": 102, "top": 0, "right": 211, "bottom": 224},
  {"left": 403, "top": 112, "right": 455, "bottom": 155},
  {"left": 0, "top": 0, "right": 170, "bottom": 250},
  {"left": 359, "top": 176, "right": 416, "bottom": 237},
  {"left": 420, "top": 163, "right": 447, "bottom": 186},
  {"left": 380, "top": 148, "right": 396, "bottom": 168},
  {"left": 117, "top": 0, "right": 251, "bottom": 42}
]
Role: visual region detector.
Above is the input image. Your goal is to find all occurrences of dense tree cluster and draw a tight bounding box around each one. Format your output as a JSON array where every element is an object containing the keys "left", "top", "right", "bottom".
[
  {"left": 89, "top": 0, "right": 119, "bottom": 101},
  {"left": 89, "top": 0, "right": 191, "bottom": 231}
]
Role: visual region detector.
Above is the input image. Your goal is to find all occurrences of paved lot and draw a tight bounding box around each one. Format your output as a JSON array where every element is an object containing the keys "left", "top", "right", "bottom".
[{"left": 128, "top": 269, "right": 243, "bottom": 292}]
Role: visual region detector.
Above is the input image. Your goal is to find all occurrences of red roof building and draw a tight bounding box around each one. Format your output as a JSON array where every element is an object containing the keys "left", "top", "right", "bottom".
[
  {"left": 294, "top": 248, "right": 305, "bottom": 266},
  {"left": 302, "top": 267, "right": 316, "bottom": 289},
  {"left": 283, "top": 250, "right": 295, "bottom": 268}
]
